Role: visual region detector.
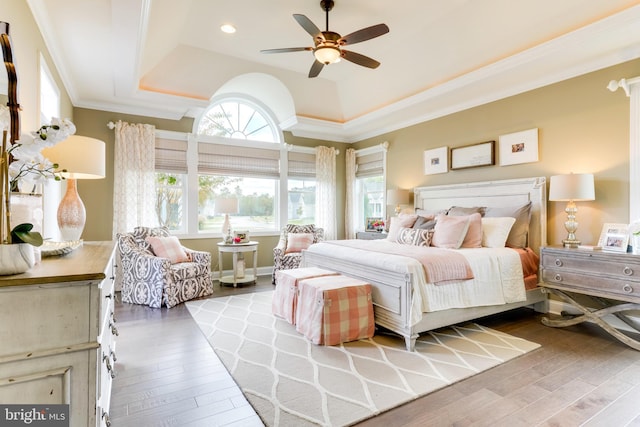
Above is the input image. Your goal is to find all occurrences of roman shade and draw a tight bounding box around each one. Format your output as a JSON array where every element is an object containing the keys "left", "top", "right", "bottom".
[
  {"left": 355, "top": 151, "right": 384, "bottom": 178},
  {"left": 155, "top": 138, "right": 187, "bottom": 173},
  {"left": 198, "top": 141, "right": 280, "bottom": 178}
]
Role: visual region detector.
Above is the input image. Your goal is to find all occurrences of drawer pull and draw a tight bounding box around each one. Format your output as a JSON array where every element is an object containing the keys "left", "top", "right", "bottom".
[
  {"left": 623, "top": 284, "right": 634, "bottom": 293},
  {"left": 623, "top": 267, "right": 633, "bottom": 276},
  {"left": 102, "top": 410, "right": 111, "bottom": 427},
  {"left": 554, "top": 258, "right": 563, "bottom": 267},
  {"left": 110, "top": 323, "right": 119, "bottom": 336},
  {"left": 103, "top": 354, "right": 117, "bottom": 379},
  {"left": 105, "top": 293, "right": 114, "bottom": 300},
  {"left": 554, "top": 274, "right": 563, "bottom": 282}
]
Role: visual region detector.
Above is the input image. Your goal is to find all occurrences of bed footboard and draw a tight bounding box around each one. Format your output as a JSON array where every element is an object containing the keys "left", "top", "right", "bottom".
[{"left": 302, "top": 250, "right": 547, "bottom": 351}]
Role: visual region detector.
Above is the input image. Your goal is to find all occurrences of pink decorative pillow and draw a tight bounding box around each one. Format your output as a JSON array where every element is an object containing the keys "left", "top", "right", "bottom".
[
  {"left": 396, "top": 227, "right": 432, "bottom": 246},
  {"left": 386, "top": 214, "right": 418, "bottom": 242},
  {"left": 460, "top": 213, "right": 482, "bottom": 248},
  {"left": 431, "top": 214, "right": 471, "bottom": 249},
  {"left": 285, "top": 233, "right": 314, "bottom": 254},
  {"left": 145, "top": 236, "right": 189, "bottom": 264}
]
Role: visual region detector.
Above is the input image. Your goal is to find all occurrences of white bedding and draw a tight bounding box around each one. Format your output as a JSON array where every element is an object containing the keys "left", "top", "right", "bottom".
[{"left": 304, "top": 240, "right": 526, "bottom": 326}]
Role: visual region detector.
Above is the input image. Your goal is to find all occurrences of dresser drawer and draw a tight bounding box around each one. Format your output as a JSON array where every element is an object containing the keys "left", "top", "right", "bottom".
[
  {"left": 541, "top": 252, "right": 640, "bottom": 279},
  {"left": 541, "top": 268, "right": 640, "bottom": 299}
]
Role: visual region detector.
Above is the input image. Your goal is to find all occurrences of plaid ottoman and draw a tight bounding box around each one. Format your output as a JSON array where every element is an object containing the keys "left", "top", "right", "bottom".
[
  {"left": 272, "top": 267, "right": 338, "bottom": 325},
  {"left": 296, "top": 275, "right": 375, "bottom": 346}
]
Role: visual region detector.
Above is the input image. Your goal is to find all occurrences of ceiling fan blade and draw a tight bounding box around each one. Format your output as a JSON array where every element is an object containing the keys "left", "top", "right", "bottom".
[
  {"left": 260, "top": 47, "right": 312, "bottom": 54},
  {"left": 339, "top": 23, "right": 389, "bottom": 46},
  {"left": 341, "top": 50, "right": 381, "bottom": 69},
  {"left": 308, "top": 60, "right": 324, "bottom": 78},
  {"left": 293, "top": 14, "right": 322, "bottom": 39}
]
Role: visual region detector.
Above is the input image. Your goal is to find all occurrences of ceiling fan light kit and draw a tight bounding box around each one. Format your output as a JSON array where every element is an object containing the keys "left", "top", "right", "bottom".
[
  {"left": 314, "top": 45, "right": 340, "bottom": 64},
  {"left": 261, "top": 0, "right": 389, "bottom": 78}
]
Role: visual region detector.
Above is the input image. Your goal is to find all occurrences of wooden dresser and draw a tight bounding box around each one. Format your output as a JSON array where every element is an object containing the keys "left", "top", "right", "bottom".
[
  {"left": 0, "top": 241, "right": 117, "bottom": 426},
  {"left": 539, "top": 246, "right": 640, "bottom": 350}
]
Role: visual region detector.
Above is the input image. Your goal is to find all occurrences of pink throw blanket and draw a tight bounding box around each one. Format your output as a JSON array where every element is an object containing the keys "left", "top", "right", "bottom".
[{"left": 322, "top": 240, "right": 474, "bottom": 284}]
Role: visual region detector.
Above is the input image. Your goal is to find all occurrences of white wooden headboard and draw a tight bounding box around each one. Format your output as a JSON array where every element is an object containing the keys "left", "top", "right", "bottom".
[{"left": 414, "top": 177, "right": 547, "bottom": 254}]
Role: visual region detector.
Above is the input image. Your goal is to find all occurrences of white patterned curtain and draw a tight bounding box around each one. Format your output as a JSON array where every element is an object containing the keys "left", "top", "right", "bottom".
[
  {"left": 112, "top": 120, "right": 157, "bottom": 237},
  {"left": 315, "top": 146, "right": 337, "bottom": 240},
  {"left": 345, "top": 148, "right": 357, "bottom": 239}
]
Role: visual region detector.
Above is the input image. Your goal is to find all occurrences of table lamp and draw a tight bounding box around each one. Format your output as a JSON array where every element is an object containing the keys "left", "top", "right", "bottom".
[
  {"left": 42, "top": 135, "right": 106, "bottom": 241},
  {"left": 387, "top": 189, "right": 409, "bottom": 215},
  {"left": 215, "top": 197, "right": 238, "bottom": 241},
  {"left": 549, "top": 173, "right": 595, "bottom": 248}
]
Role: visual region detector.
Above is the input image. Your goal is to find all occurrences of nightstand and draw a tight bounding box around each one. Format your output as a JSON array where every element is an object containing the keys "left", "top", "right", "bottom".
[
  {"left": 356, "top": 231, "right": 387, "bottom": 240},
  {"left": 539, "top": 246, "right": 640, "bottom": 350}
]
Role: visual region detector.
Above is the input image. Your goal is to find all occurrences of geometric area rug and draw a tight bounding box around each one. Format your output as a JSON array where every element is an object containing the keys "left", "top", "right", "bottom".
[{"left": 186, "top": 291, "right": 540, "bottom": 427}]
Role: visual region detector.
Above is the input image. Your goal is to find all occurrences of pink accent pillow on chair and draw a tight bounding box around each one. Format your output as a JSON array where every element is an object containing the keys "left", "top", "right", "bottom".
[
  {"left": 145, "top": 236, "right": 190, "bottom": 263},
  {"left": 285, "top": 233, "right": 314, "bottom": 254}
]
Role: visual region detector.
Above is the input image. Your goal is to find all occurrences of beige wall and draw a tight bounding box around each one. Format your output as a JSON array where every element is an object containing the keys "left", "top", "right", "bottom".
[{"left": 355, "top": 59, "right": 640, "bottom": 247}]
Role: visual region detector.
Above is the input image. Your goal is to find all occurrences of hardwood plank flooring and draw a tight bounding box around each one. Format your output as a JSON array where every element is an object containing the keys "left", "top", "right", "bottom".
[{"left": 111, "top": 277, "right": 640, "bottom": 426}]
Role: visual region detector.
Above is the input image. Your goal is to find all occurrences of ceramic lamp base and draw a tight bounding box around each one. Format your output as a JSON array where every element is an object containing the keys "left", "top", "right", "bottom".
[{"left": 57, "top": 178, "right": 86, "bottom": 241}]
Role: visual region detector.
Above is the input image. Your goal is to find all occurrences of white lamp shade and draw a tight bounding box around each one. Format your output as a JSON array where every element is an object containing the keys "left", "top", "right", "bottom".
[
  {"left": 41, "top": 135, "right": 106, "bottom": 179},
  {"left": 549, "top": 173, "right": 595, "bottom": 201},
  {"left": 387, "top": 189, "right": 409, "bottom": 205},
  {"left": 215, "top": 197, "right": 239, "bottom": 214}
]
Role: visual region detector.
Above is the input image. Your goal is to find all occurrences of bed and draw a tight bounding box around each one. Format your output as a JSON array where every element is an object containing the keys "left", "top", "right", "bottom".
[{"left": 301, "top": 176, "right": 549, "bottom": 350}]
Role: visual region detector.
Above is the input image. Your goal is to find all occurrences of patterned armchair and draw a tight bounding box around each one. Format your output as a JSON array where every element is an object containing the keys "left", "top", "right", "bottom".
[
  {"left": 117, "top": 226, "right": 213, "bottom": 308},
  {"left": 272, "top": 224, "right": 325, "bottom": 285}
]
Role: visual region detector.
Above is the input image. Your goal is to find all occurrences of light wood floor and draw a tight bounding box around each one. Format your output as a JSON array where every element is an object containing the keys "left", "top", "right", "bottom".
[{"left": 111, "top": 276, "right": 640, "bottom": 426}]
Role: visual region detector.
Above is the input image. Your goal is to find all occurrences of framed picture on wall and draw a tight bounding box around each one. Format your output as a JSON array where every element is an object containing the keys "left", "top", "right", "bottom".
[
  {"left": 423, "top": 146, "right": 448, "bottom": 175},
  {"left": 499, "top": 128, "right": 539, "bottom": 166},
  {"left": 450, "top": 141, "right": 495, "bottom": 170}
]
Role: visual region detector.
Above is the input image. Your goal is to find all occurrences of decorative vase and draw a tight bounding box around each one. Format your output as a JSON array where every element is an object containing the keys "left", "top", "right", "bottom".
[
  {"left": 0, "top": 243, "right": 35, "bottom": 275},
  {"left": 10, "top": 192, "right": 43, "bottom": 232}
]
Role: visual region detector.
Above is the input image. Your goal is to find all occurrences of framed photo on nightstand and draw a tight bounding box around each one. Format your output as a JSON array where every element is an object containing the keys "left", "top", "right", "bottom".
[
  {"left": 598, "top": 223, "right": 629, "bottom": 252},
  {"left": 365, "top": 217, "right": 384, "bottom": 232}
]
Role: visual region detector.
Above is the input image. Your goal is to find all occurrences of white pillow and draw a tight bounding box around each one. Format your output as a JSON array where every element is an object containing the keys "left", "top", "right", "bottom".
[
  {"left": 386, "top": 214, "right": 418, "bottom": 242},
  {"left": 481, "top": 217, "right": 517, "bottom": 248}
]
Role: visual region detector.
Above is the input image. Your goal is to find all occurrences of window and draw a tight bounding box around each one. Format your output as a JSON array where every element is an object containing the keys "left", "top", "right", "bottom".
[
  {"left": 354, "top": 150, "right": 386, "bottom": 228},
  {"left": 39, "top": 54, "right": 60, "bottom": 124},
  {"left": 287, "top": 151, "right": 316, "bottom": 225},
  {"left": 197, "top": 100, "right": 277, "bottom": 142},
  {"left": 153, "top": 98, "right": 320, "bottom": 236},
  {"left": 155, "top": 135, "right": 188, "bottom": 233}
]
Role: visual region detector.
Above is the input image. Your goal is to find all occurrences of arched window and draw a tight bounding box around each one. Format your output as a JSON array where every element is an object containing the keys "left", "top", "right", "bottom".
[{"left": 197, "top": 99, "right": 279, "bottom": 142}]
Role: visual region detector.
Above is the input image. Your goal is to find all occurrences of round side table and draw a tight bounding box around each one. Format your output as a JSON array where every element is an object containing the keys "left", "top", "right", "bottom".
[{"left": 217, "top": 241, "right": 259, "bottom": 287}]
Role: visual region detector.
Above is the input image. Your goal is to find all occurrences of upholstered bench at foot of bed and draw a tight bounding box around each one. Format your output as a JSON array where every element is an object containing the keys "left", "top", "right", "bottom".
[
  {"left": 295, "top": 275, "right": 375, "bottom": 346},
  {"left": 272, "top": 267, "right": 339, "bottom": 324}
]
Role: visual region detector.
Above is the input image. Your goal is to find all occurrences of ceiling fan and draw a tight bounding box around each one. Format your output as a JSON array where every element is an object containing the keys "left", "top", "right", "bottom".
[{"left": 260, "top": 0, "right": 389, "bottom": 78}]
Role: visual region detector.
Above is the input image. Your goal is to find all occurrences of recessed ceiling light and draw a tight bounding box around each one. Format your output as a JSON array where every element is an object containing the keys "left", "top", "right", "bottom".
[{"left": 220, "top": 24, "right": 236, "bottom": 34}]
